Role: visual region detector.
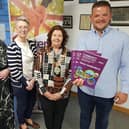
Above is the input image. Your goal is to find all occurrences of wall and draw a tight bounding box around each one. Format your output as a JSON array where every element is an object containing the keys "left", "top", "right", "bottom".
[{"left": 64, "top": 0, "right": 129, "bottom": 109}]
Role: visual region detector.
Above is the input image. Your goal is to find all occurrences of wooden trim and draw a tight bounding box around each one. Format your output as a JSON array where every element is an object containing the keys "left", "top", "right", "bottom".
[
  {"left": 113, "top": 105, "right": 129, "bottom": 115},
  {"left": 71, "top": 91, "right": 77, "bottom": 96},
  {"left": 71, "top": 91, "right": 129, "bottom": 115}
]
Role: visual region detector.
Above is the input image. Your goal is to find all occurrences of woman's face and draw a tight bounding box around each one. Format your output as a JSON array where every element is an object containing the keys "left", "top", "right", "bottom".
[
  {"left": 51, "top": 30, "right": 63, "bottom": 49},
  {"left": 15, "top": 20, "right": 29, "bottom": 39}
]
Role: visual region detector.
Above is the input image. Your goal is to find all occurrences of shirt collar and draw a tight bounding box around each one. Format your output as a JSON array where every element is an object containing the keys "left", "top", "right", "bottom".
[{"left": 91, "top": 26, "right": 112, "bottom": 35}]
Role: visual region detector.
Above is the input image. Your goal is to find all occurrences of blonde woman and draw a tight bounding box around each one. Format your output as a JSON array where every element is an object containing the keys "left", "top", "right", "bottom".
[{"left": 7, "top": 16, "right": 40, "bottom": 129}]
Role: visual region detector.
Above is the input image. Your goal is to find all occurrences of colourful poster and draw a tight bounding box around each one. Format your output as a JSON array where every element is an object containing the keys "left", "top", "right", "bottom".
[
  {"left": 0, "top": 0, "right": 11, "bottom": 45},
  {"left": 9, "top": 0, "right": 64, "bottom": 41},
  {"left": 9, "top": 0, "right": 64, "bottom": 112}
]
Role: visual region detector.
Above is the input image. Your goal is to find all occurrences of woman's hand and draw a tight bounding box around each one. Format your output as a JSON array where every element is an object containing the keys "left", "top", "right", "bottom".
[
  {"left": 0, "top": 68, "right": 10, "bottom": 80},
  {"left": 43, "top": 91, "right": 62, "bottom": 101},
  {"left": 26, "top": 78, "right": 35, "bottom": 91}
]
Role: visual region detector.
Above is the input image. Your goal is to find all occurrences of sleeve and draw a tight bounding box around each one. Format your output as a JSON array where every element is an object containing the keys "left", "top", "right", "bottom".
[
  {"left": 60, "top": 50, "right": 73, "bottom": 95},
  {"left": 119, "top": 34, "right": 129, "bottom": 94},
  {"left": 0, "top": 40, "right": 8, "bottom": 70},
  {"left": 7, "top": 45, "right": 27, "bottom": 87}
]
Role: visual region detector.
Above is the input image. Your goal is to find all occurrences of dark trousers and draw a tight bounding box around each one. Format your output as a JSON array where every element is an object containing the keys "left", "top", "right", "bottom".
[
  {"left": 14, "top": 86, "right": 36, "bottom": 124},
  {"left": 78, "top": 88, "right": 114, "bottom": 129},
  {"left": 39, "top": 95, "right": 69, "bottom": 129}
]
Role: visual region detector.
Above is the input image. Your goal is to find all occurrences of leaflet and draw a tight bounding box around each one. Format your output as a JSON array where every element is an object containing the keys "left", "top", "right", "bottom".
[{"left": 71, "top": 50, "right": 107, "bottom": 89}]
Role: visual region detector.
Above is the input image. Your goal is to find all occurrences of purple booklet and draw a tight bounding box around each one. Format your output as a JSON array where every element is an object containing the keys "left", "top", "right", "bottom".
[{"left": 71, "top": 50, "right": 108, "bottom": 89}]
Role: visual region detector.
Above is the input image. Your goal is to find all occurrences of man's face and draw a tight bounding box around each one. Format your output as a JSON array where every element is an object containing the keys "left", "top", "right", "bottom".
[{"left": 90, "top": 6, "right": 112, "bottom": 33}]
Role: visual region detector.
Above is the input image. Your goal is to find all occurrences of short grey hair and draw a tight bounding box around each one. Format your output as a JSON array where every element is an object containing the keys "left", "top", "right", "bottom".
[{"left": 15, "top": 16, "right": 30, "bottom": 25}]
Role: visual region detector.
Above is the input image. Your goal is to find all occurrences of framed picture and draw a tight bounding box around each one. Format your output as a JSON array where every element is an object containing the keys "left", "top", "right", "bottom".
[
  {"left": 79, "top": 14, "right": 91, "bottom": 30},
  {"left": 63, "top": 15, "right": 73, "bottom": 29},
  {"left": 79, "top": 0, "right": 97, "bottom": 3},
  {"left": 110, "top": 0, "right": 129, "bottom": 1},
  {"left": 111, "top": 6, "right": 129, "bottom": 26}
]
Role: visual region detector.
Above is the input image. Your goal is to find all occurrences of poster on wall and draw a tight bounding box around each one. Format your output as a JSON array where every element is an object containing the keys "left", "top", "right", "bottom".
[
  {"left": 0, "top": 0, "right": 11, "bottom": 45},
  {"left": 9, "top": 0, "right": 64, "bottom": 43},
  {"left": 79, "top": 0, "right": 97, "bottom": 3},
  {"left": 9, "top": 0, "right": 64, "bottom": 111}
]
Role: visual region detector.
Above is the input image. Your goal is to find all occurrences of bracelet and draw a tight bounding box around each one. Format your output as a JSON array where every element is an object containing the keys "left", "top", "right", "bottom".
[
  {"left": 59, "top": 87, "right": 66, "bottom": 97},
  {"left": 39, "top": 86, "right": 46, "bottom": 94}
]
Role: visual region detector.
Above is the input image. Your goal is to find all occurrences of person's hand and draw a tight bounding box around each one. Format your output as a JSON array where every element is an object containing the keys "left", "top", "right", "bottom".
[
  {"left": 43, "top": 91, "right": 55, "bottom": 100},
  {"left": 0, "top": 68, "right": 9, "bottom": 80},
  {"left": 25, "top": 78, "right": 35, "bottom": 91},
  {"left": 29, "top": 78, "right": 35, "bottom": 87},
  {"left": 73, "top": 78, "right": 84, "bottom": 86},
  {"left": 26, "top": 84, "right": 33, "bottom": 91},
  {"left": 114, "top": 92, "right": 128, "bottom": 104},
  {"left": 53, "top": 92, "right": 62, "bottom": 100},
  {"left": 43, "top": 91, "right": 61, "bottom": 101}
]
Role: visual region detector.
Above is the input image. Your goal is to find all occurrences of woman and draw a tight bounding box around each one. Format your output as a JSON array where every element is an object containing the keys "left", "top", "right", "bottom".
[
  {"left": 0, "top": 39, "right": 14, "bottom": 129},
  {"left": 35, "top": 25, "right": 73, "bottom": 129},
  {"left": 7, "top": 16, "right": 40, "bottom": 129}
]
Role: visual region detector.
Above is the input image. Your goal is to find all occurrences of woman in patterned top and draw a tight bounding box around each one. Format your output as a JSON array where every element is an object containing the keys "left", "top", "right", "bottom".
[
  {"left": 36, "top": 25, "right": 72, "bottom": 129},
  {"left": 0, "top": 40, "right": 14, "bottom": 129}
]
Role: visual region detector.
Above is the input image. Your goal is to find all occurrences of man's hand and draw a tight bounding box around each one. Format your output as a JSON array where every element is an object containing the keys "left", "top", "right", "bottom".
[
  {"left": 114, "top": 92, "right": 128, "bottom": 104},
  {"left": 73, "top": 78, "right": 84, "bottom": 86}
]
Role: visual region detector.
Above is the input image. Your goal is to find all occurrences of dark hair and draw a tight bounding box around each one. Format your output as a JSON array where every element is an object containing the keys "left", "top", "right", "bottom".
[
  {"left": 92, "top": 1, "right": 111, "bottom": 13},
  {"left": 47, "top": 25, "right": 68, "bottom": 51}
]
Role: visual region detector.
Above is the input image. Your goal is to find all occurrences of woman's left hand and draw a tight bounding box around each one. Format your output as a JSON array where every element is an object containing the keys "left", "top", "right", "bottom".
[
  {"left": 26, "top": 78, "right": 35, "bottom": 91},
  {"left": 53, "top": 93, "right": 62, "bottom": 100}
]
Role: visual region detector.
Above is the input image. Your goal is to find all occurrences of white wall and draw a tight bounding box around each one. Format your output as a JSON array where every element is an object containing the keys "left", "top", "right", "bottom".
[{"left": 64, "top": 0, "right": 129, "bottom": 108}]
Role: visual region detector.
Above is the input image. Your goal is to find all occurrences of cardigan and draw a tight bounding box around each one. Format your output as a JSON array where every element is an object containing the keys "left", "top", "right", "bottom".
[
  {"left": 0, "top": 40, "right": 8, "bottom": 70},
  {"left": 7, "top": 40, "right": 37, "bottom": 88}
]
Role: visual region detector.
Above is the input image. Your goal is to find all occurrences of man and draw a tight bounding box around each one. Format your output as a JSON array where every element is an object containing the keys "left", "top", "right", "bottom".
[{"left": 74, "top": 1, "right": 129, "bottom": 129}]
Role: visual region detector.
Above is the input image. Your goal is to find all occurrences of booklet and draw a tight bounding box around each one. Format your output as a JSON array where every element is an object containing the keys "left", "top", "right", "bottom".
[{"left": 71, "top": 50, "right": 108, "bottom": 89}]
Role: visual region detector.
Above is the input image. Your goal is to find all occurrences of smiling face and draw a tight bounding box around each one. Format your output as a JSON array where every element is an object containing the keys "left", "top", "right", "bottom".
[
  {"left": 15, "top": 20, "right": 29, "bottom": 40},
  {"left": 51, "top": 30, "right": 63, "bottom": 49},
  {"left": 90, "top": 6, "right": 112, "bottom": 34}
]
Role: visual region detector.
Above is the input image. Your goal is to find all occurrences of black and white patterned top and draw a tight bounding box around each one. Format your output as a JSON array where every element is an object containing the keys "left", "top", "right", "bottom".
[
  {"left": 41, "top": 47, "right": 71, "bottom": 94},
  {"left": 7, "top": 40, "right": 37, "bottom": 88}
]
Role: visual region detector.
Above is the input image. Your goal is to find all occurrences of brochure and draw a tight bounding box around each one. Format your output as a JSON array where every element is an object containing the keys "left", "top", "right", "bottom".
[{"left": 71, "top": 50, "right": 107, "bottom": 89}]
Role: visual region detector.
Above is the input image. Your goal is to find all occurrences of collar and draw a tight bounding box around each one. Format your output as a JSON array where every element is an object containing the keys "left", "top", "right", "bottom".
[{"left": 91, "top": 26, "right": 112, "bottom": 36}]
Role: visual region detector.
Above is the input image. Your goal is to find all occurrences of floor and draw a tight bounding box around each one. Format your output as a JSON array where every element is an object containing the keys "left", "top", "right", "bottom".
[{"left": 31, "top": 95, "right": 129, "bottom": 129}]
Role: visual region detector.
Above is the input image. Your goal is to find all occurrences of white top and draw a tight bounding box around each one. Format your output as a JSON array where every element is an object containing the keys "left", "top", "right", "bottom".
[{"left": 15, "top": 39, "right": 34, "bottom": 80}]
